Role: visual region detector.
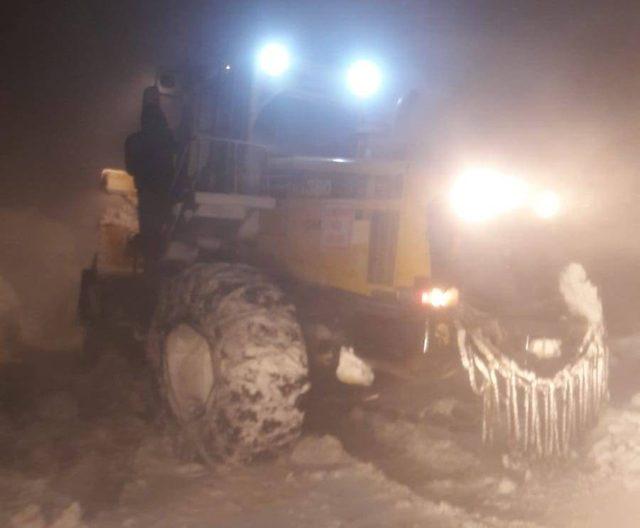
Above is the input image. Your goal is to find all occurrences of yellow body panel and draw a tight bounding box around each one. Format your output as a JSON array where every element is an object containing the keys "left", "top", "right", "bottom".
[
  {"left": 102, "top": 168, "right": 137, "bottom": 195},
  {"left": 393, "top": 165, "right": 431, "bottom": 289},
  {"left": 257, "top": 161, "right": 430, "bottom": 297},
  {"left": 98, "top": 169, "right": 140, "bottom": 274}
]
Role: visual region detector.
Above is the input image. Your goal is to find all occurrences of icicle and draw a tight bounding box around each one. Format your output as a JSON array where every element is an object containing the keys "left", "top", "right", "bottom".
[
  {"left": 491, "top": 368, "right": 500, "bottom": 413},
  {"left": 593, "top": 355, "right": 600, "bottom": 413},
  {"left": 594, "top": 353, "right": 602, "bottom": 415},
  {"left": 561, "top": 374, "right": 569, "bottom": 456},
  {"left": 532, "top": 381, "right": 541, "bottom": 457},
  {"left": 597, "top": 352, "right": 605, "bottom": 407},
  {"left": 577, "top": 361, "right": 585, "bottom": 430},
  {"left": 458, "top": 329, "right": 479, "bottom": 393},
  {"left": 482, "top": 389, "right": 491, "bottom": 444},
  {"left": 584, "top": 358, "right": 590, "bottom": 426},
  {"left": 549, "top": 384, "right": 560, "bottom": 454},
  {"left": 569, "top": 371, "right": 577, "bottom": 443},
  {"left": 590, "top": 356, "right": 597, "bottom": 423},
  {"left": 489, "top": 396, "right": 495, "bottom": 444},
  {"left": 505, "top": 370, "right": 513, "bottom": 443},
  {"left": 511, "top": 373, "right": 520, "bottom": 445},
  {"left": 455, "top": 316, "right": 608, "bottom": 459},
  {"left": 523, "top": 383, "right": 530, "bottom": 452},
  {"left": 542, "top": 384, "right": 550, "bottom": 456},
  {"left": 474, "top": 355, "right": 490, "bottom": 390},
  {"left": 604, "top": 344, "right": 610, "bottom": 401}
]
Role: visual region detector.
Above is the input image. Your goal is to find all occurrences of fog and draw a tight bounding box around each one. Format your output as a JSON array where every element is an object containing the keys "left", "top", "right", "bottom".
[
  {"left": 1, "top": 1, "right": 193, "bottom": 350},
  {"left": 4, "top": 3, "right": 640, "bottom": 526}
]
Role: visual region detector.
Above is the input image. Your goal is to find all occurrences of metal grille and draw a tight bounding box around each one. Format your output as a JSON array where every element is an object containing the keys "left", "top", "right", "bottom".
[{"left": 186, "top": 135, "right": 267, "bottom": 195}]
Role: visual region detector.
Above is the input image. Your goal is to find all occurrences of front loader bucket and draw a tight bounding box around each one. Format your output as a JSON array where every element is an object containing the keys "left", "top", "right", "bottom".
[{"left": 456, "top": 263, "right": 608, "bottom": 458}]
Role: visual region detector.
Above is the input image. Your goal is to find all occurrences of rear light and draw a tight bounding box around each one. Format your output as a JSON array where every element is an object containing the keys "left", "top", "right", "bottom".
[{"left": 421, "top": 287, "right": 459, "bottom": 308}]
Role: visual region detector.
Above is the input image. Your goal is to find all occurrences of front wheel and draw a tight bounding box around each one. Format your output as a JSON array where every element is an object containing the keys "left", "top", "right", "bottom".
[{"left": 147, "top": 263, "right": 309, "bottom": 463}]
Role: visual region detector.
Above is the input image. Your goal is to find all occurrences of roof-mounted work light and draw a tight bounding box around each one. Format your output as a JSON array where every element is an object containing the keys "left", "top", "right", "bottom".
[
  {"left": 257, "top": 43, "right": 291, "bottom": 77},
  {"left": 346, "top": 59, "right": 381, "bottom": 98}
]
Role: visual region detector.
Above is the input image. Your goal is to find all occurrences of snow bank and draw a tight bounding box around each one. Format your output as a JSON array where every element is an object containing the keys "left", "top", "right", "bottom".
[
  {"left": 0, "top": 207, "right": 83, "bottom": 352},
  {"left": 559, "top": 263, "right": 603, "bottom": 325},
  {"left": 589, "top": 397, "right": 640, "bottom": 488}
]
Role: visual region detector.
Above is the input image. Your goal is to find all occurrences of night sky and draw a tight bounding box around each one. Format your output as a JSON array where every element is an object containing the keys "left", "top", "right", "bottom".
[{"left": 3, "top": 0, "right": 640, "bottom": 204}]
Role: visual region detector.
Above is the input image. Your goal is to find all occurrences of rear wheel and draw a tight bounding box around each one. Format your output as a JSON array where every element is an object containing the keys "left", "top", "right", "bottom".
[{"left": 148, "top": 263, "right": 309, "bottom": 463}]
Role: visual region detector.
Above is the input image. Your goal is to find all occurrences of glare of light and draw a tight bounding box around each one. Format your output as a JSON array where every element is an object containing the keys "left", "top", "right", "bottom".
[
  {"left": 346, "top": 60, "right": 381, "bottom": 98},
  {"left": 224, "top": 64, "right": 231, "bottom": 71},
  {"left": 421, "top": 288, "right": 459, "bottom": 308},
  {"left": 532, "top": 189, "right": 561, "bottom": 219},
  {"left": 257, "top": 43, "right": 291, "bottom": 77},
  {"left": 450, "top": 168, "right": 529, "bottom": 223}
]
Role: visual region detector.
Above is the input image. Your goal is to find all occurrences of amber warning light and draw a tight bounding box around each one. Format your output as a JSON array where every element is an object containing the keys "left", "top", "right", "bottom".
[{"left": 420, "top": 287, "right": 459, "bottom": 308}]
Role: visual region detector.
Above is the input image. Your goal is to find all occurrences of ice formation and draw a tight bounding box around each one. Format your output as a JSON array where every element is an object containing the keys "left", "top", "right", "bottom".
[{"left": 458, "top": 263, "right": 608, "bottom": 457}]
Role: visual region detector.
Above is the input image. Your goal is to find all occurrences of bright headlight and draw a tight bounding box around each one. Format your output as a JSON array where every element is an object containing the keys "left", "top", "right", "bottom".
[
  {"left": 450, "top": 168, "right": 529, "bottom": 223},
  {"left": 346, "top": 60, "right": 382, "bottom": 98},
  {"left": 258, "top": 43, "right": 291, "bottom": 77},
  {"left": 532, "top": 189, "right": 561, "bottom": 219}
]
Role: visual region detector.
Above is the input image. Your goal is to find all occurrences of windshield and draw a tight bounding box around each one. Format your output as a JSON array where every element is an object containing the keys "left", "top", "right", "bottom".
[{"left": 254, "top": 93, "right": 360, "bottom": 157}]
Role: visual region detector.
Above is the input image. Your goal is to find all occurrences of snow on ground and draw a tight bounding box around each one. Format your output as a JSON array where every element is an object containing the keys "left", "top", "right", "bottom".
[
  {"left": 7, "top": 313, "right": 640, "bottom": 528},
  {"left": 3, "top": 338, "right": 640, "bottom": 528},
  {"left": 589, "top": 395, "right": 640, "bottom": 489},
  {"left": 0, "top": 341, "right": 538, "bottom": 528},
  {"left": 362, "top": 410, "right": 482, "bottom": 476},
  {"left": 588, "top": 334, "right": 640, "bottom": 491},
  {"left": 88, "top": 434, "right": 538, "bottom": 528},
  {"left": 341, "top": 404, "right": 542, "bottom": 521}
]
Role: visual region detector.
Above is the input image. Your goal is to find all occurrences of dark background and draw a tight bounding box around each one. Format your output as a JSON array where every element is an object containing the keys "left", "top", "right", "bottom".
[{"left": 4, "top": 1, "right": 640, "bottom": 195}]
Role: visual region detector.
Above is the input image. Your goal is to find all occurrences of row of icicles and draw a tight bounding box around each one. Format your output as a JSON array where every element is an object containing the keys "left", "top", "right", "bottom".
[{"left": 457, "top": 323, "right": 608, "bottom": 458}]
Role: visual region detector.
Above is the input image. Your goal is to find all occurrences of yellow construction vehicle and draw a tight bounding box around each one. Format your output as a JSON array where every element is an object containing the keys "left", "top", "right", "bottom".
[{"left": 80, "top": 43, "right": 608, "bottom": 462}]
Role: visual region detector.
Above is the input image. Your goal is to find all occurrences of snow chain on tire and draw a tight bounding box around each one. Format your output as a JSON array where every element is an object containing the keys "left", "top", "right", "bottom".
[{"left": 147, "top": 263, "right": 310, "bottom": 463}]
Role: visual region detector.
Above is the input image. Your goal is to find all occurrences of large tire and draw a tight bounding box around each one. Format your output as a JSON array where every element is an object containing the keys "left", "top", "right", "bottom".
[{"left": 147, "top": 263, "right": 309, "bottom": 463}]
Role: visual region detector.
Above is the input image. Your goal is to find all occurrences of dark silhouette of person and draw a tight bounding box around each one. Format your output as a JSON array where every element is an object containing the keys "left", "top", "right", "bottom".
[{"left": 125, "top": 86, "right": 175, "bottom": 270}]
